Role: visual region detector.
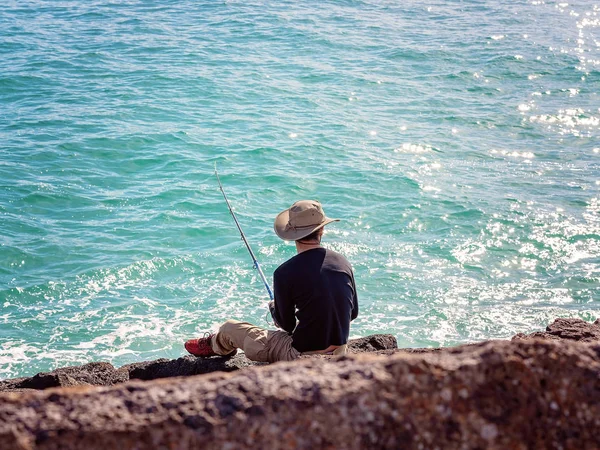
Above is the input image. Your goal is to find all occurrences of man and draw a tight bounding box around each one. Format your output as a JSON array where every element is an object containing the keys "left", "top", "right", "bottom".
[{"left": 184, "top": 200, "right": 359, "bottom": 362}]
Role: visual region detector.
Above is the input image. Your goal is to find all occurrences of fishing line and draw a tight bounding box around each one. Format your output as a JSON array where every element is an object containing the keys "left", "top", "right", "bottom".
[{"left": 215, "top": 165, "right": 275, "bottom": 325}]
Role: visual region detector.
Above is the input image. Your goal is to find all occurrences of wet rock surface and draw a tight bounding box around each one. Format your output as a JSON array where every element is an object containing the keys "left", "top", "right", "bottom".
[
  {"left": 512, "top": 317, "right": 600, "bottom": 343},
  {"left": 0, "top": 334, "right": 398, "bottom": 392},
  {"left": 1, "top": 338, "right": 599, "bottom": 450}
]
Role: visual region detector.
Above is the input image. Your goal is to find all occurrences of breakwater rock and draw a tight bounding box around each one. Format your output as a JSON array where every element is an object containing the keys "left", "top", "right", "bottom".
[
  {"left": 1, "top": 337, "right": 599, "bottom": 449},
  {"left": 0, "top": 334, "right": 398, "bottom": 392}
]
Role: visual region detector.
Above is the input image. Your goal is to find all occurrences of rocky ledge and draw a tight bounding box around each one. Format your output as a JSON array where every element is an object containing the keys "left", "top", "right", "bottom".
[
  {"left": 0, "top": 319, "right": 599, "bottom": 449},
  {"left": 0, "top": 334, "right": 398, "bottom": 392},
  {"left": 512, "top": 317, "right": 600, "bottom": 342}
]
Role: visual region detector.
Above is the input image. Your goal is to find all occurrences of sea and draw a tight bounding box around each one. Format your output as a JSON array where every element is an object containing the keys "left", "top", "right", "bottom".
[{"left": 1, "top": 0, "right": 598, "bottom": 380}]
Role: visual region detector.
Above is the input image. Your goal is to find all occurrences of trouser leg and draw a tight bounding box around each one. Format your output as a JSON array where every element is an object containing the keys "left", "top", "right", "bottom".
[
  {"left": 212, "top": 320, "right": 270, "bottom": 361},
  {"left": 211, "top": 319, "right": 300, "bottom": 363},
  {"left": 264, "top": 330, "right": 301, "bottom": 362}
]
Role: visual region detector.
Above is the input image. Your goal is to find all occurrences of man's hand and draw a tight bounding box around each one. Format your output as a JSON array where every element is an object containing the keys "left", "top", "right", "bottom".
[{"left": 268, "top": 301, "right": 283, "bottom": 329}]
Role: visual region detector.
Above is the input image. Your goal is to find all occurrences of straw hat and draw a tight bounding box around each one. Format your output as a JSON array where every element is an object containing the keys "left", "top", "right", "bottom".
[{"left": 274, "top": 200, "right": 339, "bottom": 241}]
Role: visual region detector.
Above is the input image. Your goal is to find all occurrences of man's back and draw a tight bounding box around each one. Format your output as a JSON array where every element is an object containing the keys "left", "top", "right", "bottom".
[{"left": 273, "top": 247, "right": 359, "bottom": 353}]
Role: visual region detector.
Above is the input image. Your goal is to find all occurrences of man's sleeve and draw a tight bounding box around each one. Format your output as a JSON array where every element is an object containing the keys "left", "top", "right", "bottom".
[
  {"left": 350, "top": 272, "right": 359, "bottom": 321},
  {"left": 273, "top": 269, "right": 296, "bottom": 333}
]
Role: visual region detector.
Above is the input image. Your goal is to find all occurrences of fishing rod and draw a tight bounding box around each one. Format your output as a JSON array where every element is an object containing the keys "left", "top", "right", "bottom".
[{"left": 214, "top": 165, "right": 274, "bottom": 302}]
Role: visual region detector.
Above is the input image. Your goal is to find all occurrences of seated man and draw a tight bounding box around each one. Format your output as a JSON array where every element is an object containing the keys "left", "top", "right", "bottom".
[{"left": 185, "top": 200, "right": 359, "bottom": 362}]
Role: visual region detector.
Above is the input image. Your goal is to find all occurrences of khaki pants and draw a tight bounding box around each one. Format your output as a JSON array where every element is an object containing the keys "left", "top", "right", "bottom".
[{"left": 211, "top": 320, "right": 348, "bottom": 363}]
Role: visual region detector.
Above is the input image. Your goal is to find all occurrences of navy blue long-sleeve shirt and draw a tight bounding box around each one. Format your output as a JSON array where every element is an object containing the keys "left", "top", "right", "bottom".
[{"left": 272, "top": 247, "right": 359, "bottom": 353}]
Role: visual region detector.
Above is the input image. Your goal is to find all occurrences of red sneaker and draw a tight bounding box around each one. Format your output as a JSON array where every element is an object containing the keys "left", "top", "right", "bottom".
[
  {"left": 184, "top": 333, "right": 238, "bottom": 357},
  {"left": 185, "top": 333, "right": 217, "bottom": 357}
]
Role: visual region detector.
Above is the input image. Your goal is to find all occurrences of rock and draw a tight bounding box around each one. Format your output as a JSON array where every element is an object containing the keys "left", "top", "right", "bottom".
[
  {"left": 0, "top": 339, "right": 599, "bottom": 449},
  {"left": 0, "top": 377, "right": 34, "bottom": 393},
  {"left": 546, "top": 318, "right": 600, "bottom": 341},
  {"left": 512, "top": 331, "right": 563, "bottom": 341},
  {"left": 0, "top": 363, "right": 128, "bottom": 392},
  {"left": 123, "top": 354, "right": 265, "bottom": 381},
  {"left": 123, "top": 334, "right": 398, "bottom": 381},
  {"left": 0, "top": 334, "right": 399, "bottom": 390},
  {"left": 347, "top": 334, "right": 397, "bottom": 353},
  {"left": 512, "top": 318, "right": 600, "bottom": 343}
]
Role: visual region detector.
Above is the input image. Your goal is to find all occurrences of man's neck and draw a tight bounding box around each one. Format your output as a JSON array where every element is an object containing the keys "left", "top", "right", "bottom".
[{"left": 295, "top": 241, "right": 322, "bottom": 254}]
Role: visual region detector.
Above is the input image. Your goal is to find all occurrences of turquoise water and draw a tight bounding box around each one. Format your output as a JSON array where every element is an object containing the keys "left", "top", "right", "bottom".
[{"left": 1, "top": 0, "right": 598, "bottom": 379}]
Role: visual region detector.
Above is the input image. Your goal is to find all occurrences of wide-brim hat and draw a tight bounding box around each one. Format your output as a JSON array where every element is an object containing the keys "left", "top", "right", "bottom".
[{"left": 274, "top": 200, "right": 339, "bottom": 241}]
